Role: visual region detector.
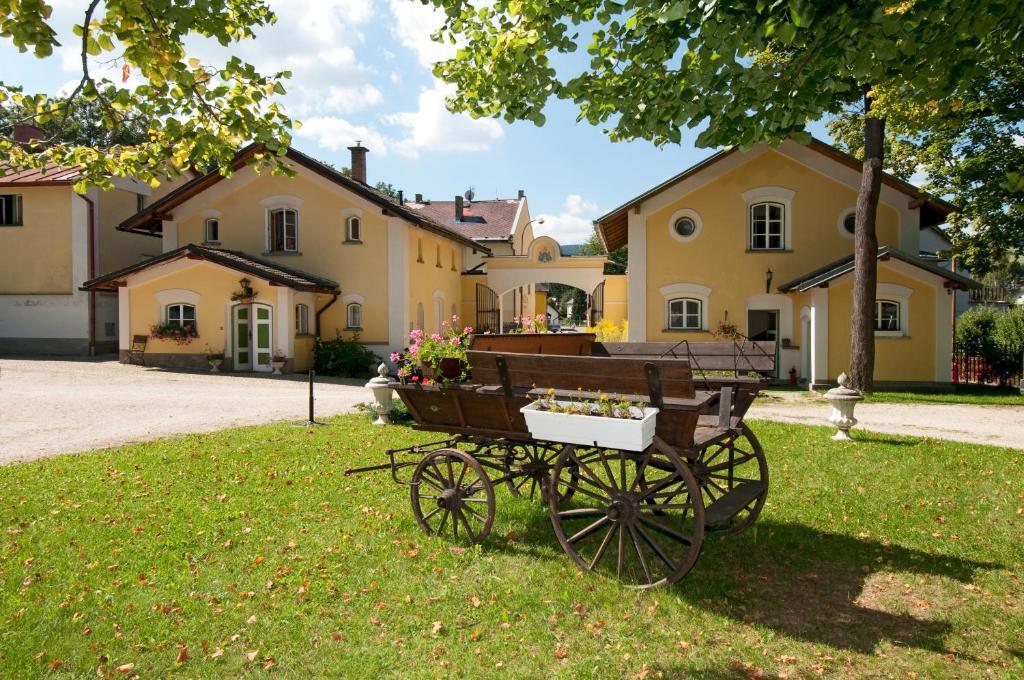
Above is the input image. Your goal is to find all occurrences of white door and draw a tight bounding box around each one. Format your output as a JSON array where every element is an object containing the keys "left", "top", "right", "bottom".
[{"left": 233, "top": 304, "right": 273, "bottom": 372}]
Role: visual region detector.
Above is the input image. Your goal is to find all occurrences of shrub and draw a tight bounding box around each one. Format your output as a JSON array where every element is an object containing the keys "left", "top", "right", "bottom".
[
  {"left": 586, "top": 318, "right": 628, "bottom": 342},
  {"left": 994, "top": 306, "right": 1024, "bottom": 366},
  {"left": 955, "top": 306, "right": 1001, "bottom": 358},
  {"left": 314, "top": 333, "right": 380, "bottom": 378}
]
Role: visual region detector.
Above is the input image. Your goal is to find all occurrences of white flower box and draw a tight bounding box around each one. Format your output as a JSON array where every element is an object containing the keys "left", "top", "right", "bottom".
[{"left": 520, "top": 401, "right": 659, "bottom": 452}]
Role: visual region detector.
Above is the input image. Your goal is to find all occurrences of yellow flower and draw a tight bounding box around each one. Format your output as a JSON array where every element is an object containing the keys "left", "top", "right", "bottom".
[
  {"left": 547, "top": 387, "right": 555, "bottom": 396},
  {"left": 599, "top": 392, "right": 608, "bottom": 401}
]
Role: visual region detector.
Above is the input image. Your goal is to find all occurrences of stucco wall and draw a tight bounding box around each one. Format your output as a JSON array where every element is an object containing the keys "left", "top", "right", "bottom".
[
  {"left": 408, "top": 227, "right": 464, "bottom": 334},
  {"left": 0, "top": 186, "right": 74, "bottom": 294},
  {"left": 97, "top": 187, "right": 158, "bottom": 275},
  {"left": 642, "top": 149, "right": 901, "bottom": 342},
  {"left": 603, "top": 274, "right": 628, "bottom": 326},
  {"left": 826, "top": 267, "right": 938, "bottom": 382}
]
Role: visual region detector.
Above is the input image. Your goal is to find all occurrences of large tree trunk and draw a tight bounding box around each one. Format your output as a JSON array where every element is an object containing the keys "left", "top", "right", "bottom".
[{"left": 849, "top": 92, "right": 884, "bottom": 393}]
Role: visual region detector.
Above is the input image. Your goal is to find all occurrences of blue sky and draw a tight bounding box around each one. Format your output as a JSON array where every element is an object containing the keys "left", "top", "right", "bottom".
[{"left": 2, "top": 0, "right": 834, "bottom": 244}]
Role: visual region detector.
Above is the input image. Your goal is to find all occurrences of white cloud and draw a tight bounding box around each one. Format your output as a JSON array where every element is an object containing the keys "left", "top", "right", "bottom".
[
  {"left": 293, "top": 116, "right": 390, "bottom": 155},
  {"left": 387, "top": 0, "right": 452, "bottom": 69},
  {"left": 383, "top": 82, "right": 503, "bottom": 157},
  {"left": 535, "top": 195, "right": 601, "bottom": 245}
]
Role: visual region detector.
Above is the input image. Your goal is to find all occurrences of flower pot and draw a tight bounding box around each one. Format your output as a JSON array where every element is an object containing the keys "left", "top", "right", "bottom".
[
  {"left": 423, "top": 358, "right": 466, "bottom": 381},
  {"left": 271, "top": 359, "right": 286, "bottom": 375},
  {"left": 208, "top": 359, "right": 223, "bottom": 373},
  {"left": 520, "top": 401, "right": 659, "bottom": 451}
]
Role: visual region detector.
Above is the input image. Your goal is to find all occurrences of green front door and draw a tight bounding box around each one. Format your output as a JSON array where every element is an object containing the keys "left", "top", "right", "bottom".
[
  {"left": 233, "top": 303, "right": 273, "bottom": 372},
  {"left": 253, "top": 303, "right": 273, "bottom": 372}
]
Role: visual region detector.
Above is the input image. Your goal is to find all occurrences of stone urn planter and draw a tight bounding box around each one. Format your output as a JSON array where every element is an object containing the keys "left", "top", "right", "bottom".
[
  {"left": 208, "top": 358, "right": 223, "bottom": 373},
  {"left": 520, "top": 401, "right": 659, "bottom": 452},
  {"left": 271, "top": 356, "right": 287, "bottom": 375},
  {"left": 824, "top": 372, "right": 864, "bottom": 441}
]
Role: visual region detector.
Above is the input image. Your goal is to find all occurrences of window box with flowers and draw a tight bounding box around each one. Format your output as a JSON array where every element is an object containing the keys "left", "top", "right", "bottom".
[
  {"left": 521, "top": 389, "right": 657, "bottom": 452},
  {"left": 150, "top": 322, "right": 198, "bottom": 345}
]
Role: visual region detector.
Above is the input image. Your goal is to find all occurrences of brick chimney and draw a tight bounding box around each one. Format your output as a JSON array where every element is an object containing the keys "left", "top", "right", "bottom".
[
  {"left": 517, "top": 189, "right": 525, "bottom": 199},
  {"left": 347, "top": 142, "right": 368, "bottom": 184},
  {"left": 12, "top": 124, "right": 46, "bottom": 150},
  {"left": 454, "top": 195, "right": 464, "bottom": 222},
  {"left": 415, "top": 193, "right": 423, "bottom": 203}
]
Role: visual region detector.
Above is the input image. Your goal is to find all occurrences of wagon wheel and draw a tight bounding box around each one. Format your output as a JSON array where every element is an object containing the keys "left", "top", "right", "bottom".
[
  {"left": 691, "top": 424, "right": 768, "bottom": 535},
  {"left": 503, "top": 442, "right": 578, "bottom": 503},
  {"left": 548, "top": 444, "right": 704, "bottom": 589},
  {"left": 411, "top": 449, "right": 495, "bottom": 544},
  {"left": 636, "top": 426, "right": 768, "bottom": 535}
]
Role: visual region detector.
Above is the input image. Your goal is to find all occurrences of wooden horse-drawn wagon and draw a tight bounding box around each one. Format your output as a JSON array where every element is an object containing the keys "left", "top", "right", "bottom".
[{"left": 348, "top": 335, "right": 775, "bottom": 589}]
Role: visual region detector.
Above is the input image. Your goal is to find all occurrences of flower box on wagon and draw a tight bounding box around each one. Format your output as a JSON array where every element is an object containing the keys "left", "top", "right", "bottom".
[{"left": 520, "top": 397, "right": 659, "bottom": 452}]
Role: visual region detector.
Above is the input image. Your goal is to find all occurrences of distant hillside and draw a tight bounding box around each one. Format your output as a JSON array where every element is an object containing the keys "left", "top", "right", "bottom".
[{"left": 559, "top": 244, "right": 582, "bottom": 256}]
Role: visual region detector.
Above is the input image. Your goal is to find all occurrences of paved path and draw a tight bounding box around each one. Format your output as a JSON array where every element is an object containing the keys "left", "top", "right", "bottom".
[
  {"left": 0, "top": 358, "right": 368, "bottom": 464},
  {"left": 748, "top": 391, "right": 1024, "bottom": 450}
]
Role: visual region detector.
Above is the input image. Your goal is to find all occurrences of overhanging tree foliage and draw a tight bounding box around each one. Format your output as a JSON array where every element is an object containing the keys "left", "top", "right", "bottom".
[
  {"left": 425, "top": 0, "right": 1024, "bottom": 391},
  {"left": 0, "top": 0, "right": 294, "bottom": 191},
  {"left": 828, "top": 57, "right": 1024, "bottom": 276},
  {"left": 1, "top": 97, "right": 149, "bottom": 146}
]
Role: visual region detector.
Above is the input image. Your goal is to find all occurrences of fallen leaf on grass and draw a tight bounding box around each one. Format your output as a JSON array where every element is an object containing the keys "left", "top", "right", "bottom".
[
  {"left": 246, "top": 651, "right": 258, "bottom": 662},
  {"left": 176, "top": 646, "right": 188, "bottom": 664},
  {"left": 468, "top": 595, "right": 482, "bottom": 608},
  {"left": 115, "top": 663, "right": 135, "bottom": 674},
  {"left": 430, "top": 621, "right": 444, "bottom": 635},
  {"left": 246, "top": 615, "right": 257, "bottom": 625},
  {"left": 554, "top": 644, "right": 568, "bottom": 660}
]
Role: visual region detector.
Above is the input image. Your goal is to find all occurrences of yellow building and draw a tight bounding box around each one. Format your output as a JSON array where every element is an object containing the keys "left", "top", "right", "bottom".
[
  {"left": 82, "top": 144, "right": 486, "bottom": 371},
  {"left": 595, "top": 138, "right": 979, "bottom": 388},
  {"left": 1, "top": 125, "right": 192, "bottom": 354}
]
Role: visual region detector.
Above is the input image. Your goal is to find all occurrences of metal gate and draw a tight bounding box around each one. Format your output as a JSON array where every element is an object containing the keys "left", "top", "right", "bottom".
[
  {"left": 589, "top": 282, "right": 605, "bottom": 325},
  {"left": 475, "top": 283, "right": 499, "bottom": 333}
]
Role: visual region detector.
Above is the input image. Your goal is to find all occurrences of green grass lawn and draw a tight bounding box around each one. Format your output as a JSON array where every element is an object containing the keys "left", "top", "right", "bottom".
[{"left": 1, "top": 417, "right": 1021, "bottom": 678}]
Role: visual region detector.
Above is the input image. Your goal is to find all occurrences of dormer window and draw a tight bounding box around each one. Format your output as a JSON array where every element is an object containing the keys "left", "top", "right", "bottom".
[
  {"left": 268, "top": 208, "right": 298, "bottom": 252},
  {"left": 205, "top": 218, "right": 220, "bottom": 243},
  {"left": 0, "top": 194, "right": 23, "bottom": 226},
  {"left": 346, "top": 215, "right": 361, "bottom": 242}
]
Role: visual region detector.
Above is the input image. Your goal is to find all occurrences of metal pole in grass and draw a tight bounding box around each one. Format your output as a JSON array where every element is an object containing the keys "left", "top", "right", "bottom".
[{"left": 294, "top": 369, "right": 327, "bottom": 427}]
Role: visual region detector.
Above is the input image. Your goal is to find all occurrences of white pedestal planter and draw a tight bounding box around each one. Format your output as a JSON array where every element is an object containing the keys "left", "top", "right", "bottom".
[
  {"left": 364, "top": 363, "right": 395, "bottom": 426},
  {"left": 520, "top": 401, "right": 659, "bottom": 451},
  {"left": 271, "top": 360, "right": 286, "bottom": 375},
  {"left": 824, "top": 372, "right": 864, "bottom": 441}
]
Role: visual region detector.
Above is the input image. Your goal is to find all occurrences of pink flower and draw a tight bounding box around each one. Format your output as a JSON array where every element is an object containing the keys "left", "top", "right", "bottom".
[
  {"left": 389, "top": 352, "right": 401, "bottom": 362},
  {"left": 411, "top": 375, "right": 420, "bottom": 383},
  {"left": 449, "top": 337, "right": 460, "bottom": 346},
  {"left": 463, "top": 326, "right": 473, "bottom": 335},
  {"left": 430, "top": 333, "right": 442, "bottom": 342},
  {"left": 451, "top": 314, "right": 459, "bottom": 322}
]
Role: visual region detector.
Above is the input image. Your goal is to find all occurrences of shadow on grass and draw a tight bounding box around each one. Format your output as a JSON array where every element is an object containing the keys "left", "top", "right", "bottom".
[{"left": 501, "top": 509, "right": 1001, "bottom": 655}]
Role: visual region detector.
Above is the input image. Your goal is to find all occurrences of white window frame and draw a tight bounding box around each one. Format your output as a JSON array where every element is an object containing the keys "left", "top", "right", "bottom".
[
  {"left": 741, "top": 186, "right": 794, "bottom": 251},
  {"left": 295, "top": 303, "right": 310, "bottom": 335},
  {"left": 346, "top": 215, "right": 361, "bottom": 242},
  {"left": 667, "top": 208, "right": 703, "bottom": 243},
  {"left": 748, "top": 202, "right": 786, "bottom": 251},
  {"left": 267, "top": 208, "right": 298, "bottom": 252},
  {"left": 659, "top": 282, "right": 711, "bottom": 331},
  {"left": 667, "top": 298, "right": 703, "bottom": 330},
  {"left": 165, "top": 303, "right": 197, "bottom": 331},
  {"left": 346, "top": 303, "right": 362, "bottom": 329},
  {"left": 204, "top": 217, "right": 220, "bottom": 243},
  {"left": 875, "top": 300, "right": 900, "bottom": 332},
  {"left": 875, "top": 282, "right": 912, "bottom": 337},
  {"left": 0, "top": 193, "right": 23, "bottom": 226},
  {"left": 837, "top": 208, "right": 856, "bottom": 239}
]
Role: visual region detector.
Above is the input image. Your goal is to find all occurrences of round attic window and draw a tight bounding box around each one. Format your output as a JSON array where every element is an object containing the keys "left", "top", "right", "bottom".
[
  {"left": 838, "top": 209, "right": 857, "bottom": 238},
  {"left": 668, "top": 209, "right": 702, "bottom": 243},
  {"left": 674, "top": 217, "right": 696, "bottom": 237}
]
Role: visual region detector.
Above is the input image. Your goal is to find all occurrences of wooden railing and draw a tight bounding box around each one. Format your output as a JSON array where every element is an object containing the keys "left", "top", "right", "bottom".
[{"left": 969, "top": 285, "right": 1010, "bottom": 304}]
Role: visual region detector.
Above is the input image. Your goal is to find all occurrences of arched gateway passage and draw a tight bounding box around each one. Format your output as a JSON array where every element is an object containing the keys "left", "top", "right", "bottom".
[{"left": 476, "top": 235, "right": 608, "bottom": 331}]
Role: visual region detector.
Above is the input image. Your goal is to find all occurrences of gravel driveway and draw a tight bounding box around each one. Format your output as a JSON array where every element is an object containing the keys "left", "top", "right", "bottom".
[
  {"left": 748, "top": 390, "right": 1024, "bottom": 449},
  {"left": 0, "top": 357, "right": 368, "bottom": 464}
]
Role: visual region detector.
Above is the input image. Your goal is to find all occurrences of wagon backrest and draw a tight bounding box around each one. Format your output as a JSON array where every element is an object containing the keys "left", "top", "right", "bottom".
[
  {"left": 593, "top": 341, "right": 776, "bottom": 375},
  {"left": 467, "top": 351, "right": 696, "bottom": 400}
]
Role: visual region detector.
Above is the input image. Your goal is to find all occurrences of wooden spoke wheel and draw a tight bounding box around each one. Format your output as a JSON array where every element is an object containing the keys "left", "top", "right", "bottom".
[
  {"left": 411, "top": 449, "right": 495, "bottom": 545},
  {"left": 548, "top": 444, "right": 704, "bottom": 589},
  {"left": 691, "top": 424, "right": 769, "bottom": 535},
  {"left": 503, "top": 442, "right": 577, "bottom": 503}
]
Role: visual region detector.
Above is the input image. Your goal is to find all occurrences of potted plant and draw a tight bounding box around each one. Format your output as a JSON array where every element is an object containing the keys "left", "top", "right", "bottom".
[
  {"left": 393, "top": 316, "right": 473, "bottom": 385},
  {"left": 521, "top": 389, "right": 659, "bottom": 451},
  {"left": 507, "top": 314, "right": 549, "bottom": 334},
  {"left": 205, "top": 347, "right": 225, "bottom": 373},
  {"left": 271, "top": 350, "right": 287, "bottom": 375}
]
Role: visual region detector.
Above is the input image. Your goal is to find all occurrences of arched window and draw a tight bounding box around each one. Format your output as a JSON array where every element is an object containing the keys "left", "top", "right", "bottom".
[
  {"left": 667, "top": 298, "right": 702, "bottom": 330},
  {"left": 267, "top": 208, "right": 298, "bottom": 252},
  {"left": 166, "top": 303, "right": 196, "bottom": 331},
  {"left": 416, "top": 238, "right": 424, "bottom": 263},
  {"left": 346, "top": 303, "right": 362, "bottom": 329},
  {"left": 435, "top": 243, "right": 442, "bottom": 268},
  {"left": 450, "top": 247, "right": 456, "bottom": 271},
  {"left": 749, "top": 202, "right": 785, "bottom": 250},
  {"left": 295, "top": 303, "right": 309, "bottom": 335},
  {"left": 875, "top": 300, "right": 900, "bottom": 331},
  {"left": 346, "top": 216, "right": 361, "bottom": 242},
  {"left": 204, "top": 217, "right": 220, "bottom": 243}
]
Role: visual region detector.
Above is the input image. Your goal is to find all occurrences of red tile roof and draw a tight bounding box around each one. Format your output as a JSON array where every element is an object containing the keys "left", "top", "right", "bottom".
[
  {"left": 407, "top": 198, "right": 521, "bottom": 241},
  {"left": 0, "top": 161, "right": 80, "bottom": 186}
]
